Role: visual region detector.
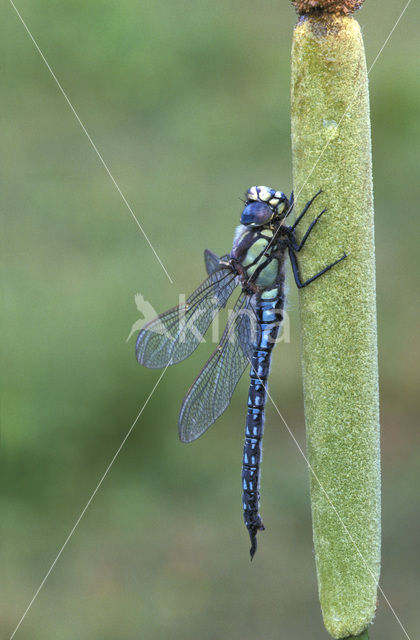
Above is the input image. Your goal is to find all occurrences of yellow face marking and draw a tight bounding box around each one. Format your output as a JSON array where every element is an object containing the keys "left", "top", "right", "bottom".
[
  {"left": 258, "top": 186, "right": 271, "bottom": 202},
  {"left": 248, "top": 187, "right": 258, "bottom": 200}
]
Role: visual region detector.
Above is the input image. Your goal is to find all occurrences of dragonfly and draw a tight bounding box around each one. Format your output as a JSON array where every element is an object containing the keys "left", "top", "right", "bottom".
[{"left": 136, "top": 185, "right": 346, "bottom": 558}]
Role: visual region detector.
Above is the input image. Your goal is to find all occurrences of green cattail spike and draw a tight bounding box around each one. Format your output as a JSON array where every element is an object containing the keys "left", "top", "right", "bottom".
[{"left": 290, "top": 1, "right": 381, "bottom": 639}]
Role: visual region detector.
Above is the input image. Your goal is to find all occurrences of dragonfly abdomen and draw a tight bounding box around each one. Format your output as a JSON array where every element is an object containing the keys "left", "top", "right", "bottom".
[{"left": 242, "top": 291, "right": 284, "bottom": 559}]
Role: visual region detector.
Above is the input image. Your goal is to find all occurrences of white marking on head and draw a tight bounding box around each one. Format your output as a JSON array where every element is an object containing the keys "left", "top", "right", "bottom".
[
  {"left": 275, "top": 191, "right": 284, "bottom": 199},
  {"left": 248, "top": 186, "right": 258, "bottom": 201},
  {"left": 269, "top": 198, "right": 279, "bottom": 206},
  {"left": 258, "top": 186, "right": 271, "bottom": 202}
]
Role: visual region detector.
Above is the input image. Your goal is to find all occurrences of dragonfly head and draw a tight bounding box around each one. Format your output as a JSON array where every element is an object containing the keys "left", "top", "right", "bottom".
[{"left": 241, "top": 186, "right": 289, "bottom": 227}]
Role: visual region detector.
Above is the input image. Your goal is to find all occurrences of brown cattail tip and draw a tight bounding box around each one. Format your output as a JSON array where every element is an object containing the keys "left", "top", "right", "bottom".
[{"left": 291, "top": 0, "right": 365, "bottom": 15}]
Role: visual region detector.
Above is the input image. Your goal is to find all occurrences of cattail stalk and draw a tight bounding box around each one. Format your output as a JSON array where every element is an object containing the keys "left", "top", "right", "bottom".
[{"left": 290, "top": 1, "right": 381, "bottom": 638}]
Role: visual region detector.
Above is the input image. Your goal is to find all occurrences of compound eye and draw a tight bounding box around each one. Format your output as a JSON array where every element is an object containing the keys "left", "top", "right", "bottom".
[{"left": 241, "top": 201, "right": 273, "bottom": 227}]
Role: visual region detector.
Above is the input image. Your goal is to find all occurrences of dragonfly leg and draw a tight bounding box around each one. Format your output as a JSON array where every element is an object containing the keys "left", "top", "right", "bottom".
[
  {"left": 290, "top": 208, "right": 327, "bottom": 252},
  {"left": 288, "top": 248, "right": 347, "bottom": 289},
  {"left": 283, "top": 190, "right": 294, "bottom": 219},
  {"left": 291, "top": 189, "right": 322, "bottom": 230}
]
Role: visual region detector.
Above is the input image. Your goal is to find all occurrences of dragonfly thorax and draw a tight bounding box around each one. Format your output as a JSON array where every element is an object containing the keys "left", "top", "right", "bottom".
[{"left": 230, "top": 225, "right": 285, "bottom": 291}]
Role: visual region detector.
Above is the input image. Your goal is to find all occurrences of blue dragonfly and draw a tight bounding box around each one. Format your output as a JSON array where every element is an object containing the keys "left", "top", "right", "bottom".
[{"left": 136, "top": 186, "right": 346, "bottom": 558}]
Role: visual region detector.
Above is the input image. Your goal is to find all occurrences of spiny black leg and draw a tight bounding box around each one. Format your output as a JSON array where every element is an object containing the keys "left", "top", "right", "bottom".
[
  {"left": 289, "top": 248, "right": 347, "bottom": 289},
  {"left": 291, "top": 189, "right": 322, "bottom": 230},
  {"left": 284, "top": 190, "right": 295, "bottom": 219},
  {"left": 293, "top": 208, "right": 327, "bottom": 252}
]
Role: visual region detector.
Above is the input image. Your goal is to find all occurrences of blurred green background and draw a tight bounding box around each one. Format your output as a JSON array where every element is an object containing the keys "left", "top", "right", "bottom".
[{"left": 3, "top": 1, "right": 420, "bottom": 638}]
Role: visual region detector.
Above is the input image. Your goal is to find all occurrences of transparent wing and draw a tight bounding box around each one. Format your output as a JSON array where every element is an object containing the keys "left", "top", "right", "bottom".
[
  {"left": 236, "top": 295, "right": 259, "bottom": 362},
  {"left": 204, "top": 249, "right": 230, "bottom": 275},
  {"left": 179, "top": 292, "right": 258, "bottom": 443},
  {"left": 136, "top": 267, "right": 236, "bottom": 369},
  {"left": 203, "top": 249, "right": 256, "bottom": 359}
]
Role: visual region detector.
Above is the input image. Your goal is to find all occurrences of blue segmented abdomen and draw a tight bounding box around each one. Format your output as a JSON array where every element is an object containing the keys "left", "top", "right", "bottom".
[{"left": 242, "top": 289, "right": 284, "bottom": 559}]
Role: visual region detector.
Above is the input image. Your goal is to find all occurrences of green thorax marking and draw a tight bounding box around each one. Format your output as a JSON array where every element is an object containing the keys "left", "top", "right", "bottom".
[{"left": 240, "top": 229, "right": 279, "bottom": 288}]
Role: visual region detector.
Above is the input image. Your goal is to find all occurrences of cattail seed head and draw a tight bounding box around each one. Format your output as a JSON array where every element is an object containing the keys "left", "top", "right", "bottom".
[{"left": 291, "top": 0, "right": 365, "bottom": 16}]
